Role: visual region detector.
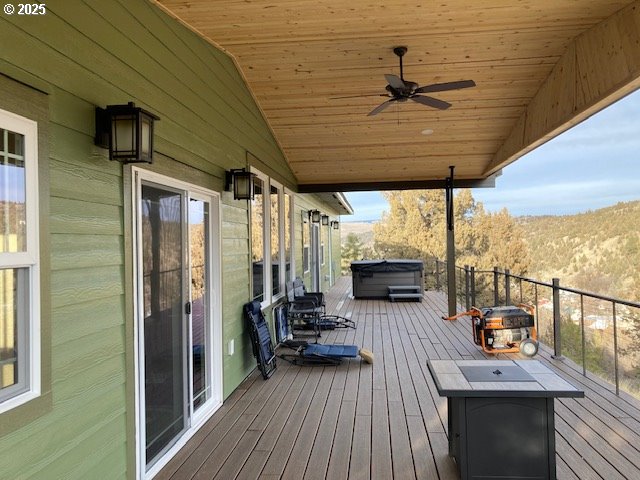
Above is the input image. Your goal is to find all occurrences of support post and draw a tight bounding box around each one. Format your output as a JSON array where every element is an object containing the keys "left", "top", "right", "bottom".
[
  {"left": 464, "top": 265, "right": 471, "bottom": 310},
  {"left": 552, "top": 277, "right": 563, "bottom": 359},
  {"left": 470, "top": 266, "right": 476, "bottom": 307},
  {"left": 435, "top": 259, "right": 441, "bottom": 290},
  {"left": 505, "top": 268, "right": 511, "bottom": 305},
  {"left": 446, "top": 166, "right": 456, "bottom": 317},
  {"left": 493, "top": 266, "right": 500, "bottom": 306}
]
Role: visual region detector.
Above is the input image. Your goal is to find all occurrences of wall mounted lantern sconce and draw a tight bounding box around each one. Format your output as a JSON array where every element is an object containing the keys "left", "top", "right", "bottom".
[
  {"left": 331, "top": 220, "right": 340, "bottom": 230},
  {"left": 310, "top": 210, "right": 321, "bottom": 223},
  {"left": 225, "top": 168, "right": 256, "bottom": 200},
  {"left": 321, "top": 215, "right": 329, "bottom": 226},
  {"left": 95, "top": 102, "right": 159, "bottom": 164}
]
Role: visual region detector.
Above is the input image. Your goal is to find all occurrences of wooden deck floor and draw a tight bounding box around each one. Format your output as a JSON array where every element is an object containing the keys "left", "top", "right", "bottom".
[{"left": 158, "top": 277, "right": 640, "bottom": 480}]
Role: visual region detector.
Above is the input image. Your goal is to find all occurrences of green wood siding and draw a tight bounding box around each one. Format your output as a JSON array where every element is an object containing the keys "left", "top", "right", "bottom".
[
  {"left": 0, "top": 1, "right": 340, "bottom": 478},
  {"left": 293, "top": 195, "right": 342, "bottom": 291}
]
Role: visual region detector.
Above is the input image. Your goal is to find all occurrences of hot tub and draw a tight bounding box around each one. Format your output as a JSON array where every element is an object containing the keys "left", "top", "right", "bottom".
[{"left": 350, "top": 259, "right": 423, "bottom": 299}]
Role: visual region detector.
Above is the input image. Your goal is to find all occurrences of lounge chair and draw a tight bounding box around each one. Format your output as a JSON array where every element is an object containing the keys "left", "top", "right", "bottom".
[
  {"left": 286, "top": 280, "right": 356, "bottom": 333},
  {"left": 244, "top": 300, "right": 372, "bottom": 375},
  {"left": 244, "top": 300, "right": 277, "bottom": 379}
]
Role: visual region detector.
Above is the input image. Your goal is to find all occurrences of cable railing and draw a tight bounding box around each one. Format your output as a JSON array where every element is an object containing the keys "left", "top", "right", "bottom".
[{"left": 428, "top": 258, "right": 640, "bottom": 399}]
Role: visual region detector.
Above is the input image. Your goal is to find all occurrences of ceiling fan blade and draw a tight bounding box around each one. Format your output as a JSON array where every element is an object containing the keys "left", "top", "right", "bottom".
[
  {"left": 331, "top": 93, "right": 389, "bottom": 99},
  {"left": 368, "top": 99, "right": 396, "bottom": 116},
  {"left": 384, "top": 74, "right": 406, "bottom": 90},
  {"left": 415, "top": 80, "right": 476, "bottom": 94},
  {"left": 410, "top": 95, "right": 451, "bottom": 110}
]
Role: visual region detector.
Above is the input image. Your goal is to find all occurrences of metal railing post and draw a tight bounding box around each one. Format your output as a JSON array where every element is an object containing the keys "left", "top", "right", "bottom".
[
  {"left": 435, "top": 260, "right": 441, "bottom": 290},
  {"left": 470, "top": 266, "right": 476, "bottom": 307},
  {"left": 580, "top": 294, "right": 586, "bottom": 376},
  {"left": 518, "top": 279, "right": 523, "bottom": 303},
  {"left": 552, "top": 277, "right": 563, "bottom": 358},
  {"left": 464, "top": 265, "right": 470, "bottom": 310},
  {"left": 493, "top": 266, "right": 500, "bottom": 306},
  {"left": 613, "top": 302, "right": 619, "bottom": 395},
  {"left": 534, "top": 283, "right": 539, "bottom": 333},
  {"left": 505, "top": 268, "right": 511, "bottom": 305}
]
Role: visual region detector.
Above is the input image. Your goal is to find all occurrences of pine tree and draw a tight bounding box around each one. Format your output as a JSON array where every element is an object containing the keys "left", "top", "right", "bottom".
[{"left": 341, "top": 233, "right": 364, "bottom": 274}]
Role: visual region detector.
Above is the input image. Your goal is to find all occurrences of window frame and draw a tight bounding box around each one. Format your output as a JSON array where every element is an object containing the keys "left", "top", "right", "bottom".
[
  {"left": 249, "top": 169, "right": 269, "bottom": 307},
  {"left": 248, "top": 168, "right": 293, "bottom": 307},
  {"left": 0, "top": 108, "right": 41, "bottom": 414},
  {"left": 269, "top": 178, "right": 285, "bottom": 302},
  {"left": 302, "top": 211, "right": 310, "bottom": 274},
  {"left": 284, "top": 189, "right": 295, "bottom": 283}
]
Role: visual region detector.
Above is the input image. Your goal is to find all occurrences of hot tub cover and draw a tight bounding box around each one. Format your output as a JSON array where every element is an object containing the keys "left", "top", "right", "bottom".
[{"left": 350, "top": 259, "right": 424, "bottom": 274}]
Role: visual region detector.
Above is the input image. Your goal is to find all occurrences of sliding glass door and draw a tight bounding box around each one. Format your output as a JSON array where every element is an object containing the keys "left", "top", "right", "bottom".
[
  {"left": 134, "top": 171, "right": 222, "bottom": 476},
  {"left": 140, "top": 184, "right": 187, "bottom": 465}
]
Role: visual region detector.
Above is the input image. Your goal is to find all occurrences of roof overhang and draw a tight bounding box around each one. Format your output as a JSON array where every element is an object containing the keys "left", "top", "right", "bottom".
[{"left": 156, "top": 0, "right": 640, "bottom": 191}]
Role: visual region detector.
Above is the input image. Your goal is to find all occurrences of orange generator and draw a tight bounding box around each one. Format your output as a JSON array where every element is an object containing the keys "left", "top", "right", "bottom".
[{"left": 444, "top": 304, "right": 539, "bottom": 357}]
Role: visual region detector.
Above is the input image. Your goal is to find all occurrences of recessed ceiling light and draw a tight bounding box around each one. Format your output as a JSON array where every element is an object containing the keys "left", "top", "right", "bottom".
[{"left": 421, "top": 128, "right": 434, "bottom": 135}]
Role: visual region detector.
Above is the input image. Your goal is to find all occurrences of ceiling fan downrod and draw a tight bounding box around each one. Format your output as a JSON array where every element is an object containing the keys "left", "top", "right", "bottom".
[{"left": 393, "top": 46, "right": 408, "bottom": 81}]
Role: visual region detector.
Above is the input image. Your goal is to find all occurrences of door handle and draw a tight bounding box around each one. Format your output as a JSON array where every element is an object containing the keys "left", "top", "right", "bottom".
[{"left": 185, "top": 302, "right": 192, "bottom": 315}]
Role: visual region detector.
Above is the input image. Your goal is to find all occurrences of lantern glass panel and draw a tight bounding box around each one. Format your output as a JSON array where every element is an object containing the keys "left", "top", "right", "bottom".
[
  {"left": 141, "top": 116, "right": 151, "bottom": 157},
  {"left": 234, "top": 173, "right": 253, "bottom": 200},
  {"left": 112, "top": 113, "right": 136, "bottom": 157}
]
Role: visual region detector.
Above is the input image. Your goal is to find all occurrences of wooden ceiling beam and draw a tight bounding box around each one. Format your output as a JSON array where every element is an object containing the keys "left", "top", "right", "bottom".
[{"left": 486, "top": 1, "right": 640, "bottom": 176}]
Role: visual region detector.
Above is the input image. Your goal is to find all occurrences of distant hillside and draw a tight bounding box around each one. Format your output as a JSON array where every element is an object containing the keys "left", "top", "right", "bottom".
[
  {"left": 339, "top": 203, "right": 640, "bottom": 300},
  {"left": 341, "top": 221, "right": 375, "bottom": 248},
  {"left": 518, "top": 201, "right": 640, "bottom": 299}
]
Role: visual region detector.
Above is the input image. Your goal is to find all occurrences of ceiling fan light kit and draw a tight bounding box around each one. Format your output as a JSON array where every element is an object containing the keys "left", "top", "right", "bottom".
[{"left": 367, "top": 46, "right": 476, "bottom": 116}]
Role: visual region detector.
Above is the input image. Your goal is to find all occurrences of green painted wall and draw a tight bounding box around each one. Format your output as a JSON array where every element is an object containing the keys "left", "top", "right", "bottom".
[
  {"left": 292, "top": 195, "right": 342, "bottom": 292},
  {"left": 0, "top": 1, "right": 340, "bottom": 478}
]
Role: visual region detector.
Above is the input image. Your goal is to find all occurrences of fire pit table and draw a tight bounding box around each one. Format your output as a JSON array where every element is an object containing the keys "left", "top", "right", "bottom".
[{"left": 427, "top": 359, "right": 584, "bottom": 480}]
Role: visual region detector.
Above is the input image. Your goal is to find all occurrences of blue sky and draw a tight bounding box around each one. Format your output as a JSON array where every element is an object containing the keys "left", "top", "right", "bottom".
[{"left": 345, "top": 89, "right": 640, "bottom": 221}]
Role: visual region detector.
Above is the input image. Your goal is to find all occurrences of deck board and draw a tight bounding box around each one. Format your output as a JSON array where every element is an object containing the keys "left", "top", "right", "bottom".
[{"left": 158, "top": 277, "right": 640, "bottom": 479}]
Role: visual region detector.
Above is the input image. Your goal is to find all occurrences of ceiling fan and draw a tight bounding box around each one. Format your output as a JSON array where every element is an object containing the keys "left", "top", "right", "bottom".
[{"left": 367, "top": 46, "right": 476, "bottom": 116}]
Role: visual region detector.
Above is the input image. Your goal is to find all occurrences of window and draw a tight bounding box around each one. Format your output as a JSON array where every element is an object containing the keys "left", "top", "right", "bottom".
[
  {"left": 270, "top": 183, "right": 281, "bottom": 297},
  {"left": 302, "top": 211, "right": 310, "bottom": 274},
  {"left": 320, "top": 243, "right": 325, "bottom": 266},
  {"left": 250, "top": 175, "right": 265, "bottom": 303},
  {"left": 249, "top": 169, "right": 293, "bottom": 305},
  {"left": 284, "top": 191, "right": 293, "bottom": 282},
  {"left": 302, "top": 246, "right": 310, "bottom": 273},
  {"left": 0, "top": 109, "right": 40, "bottom": 413}
]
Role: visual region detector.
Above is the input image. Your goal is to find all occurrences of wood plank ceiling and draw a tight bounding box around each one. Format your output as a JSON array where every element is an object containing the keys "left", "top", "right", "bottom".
[{"left": 157, "top": 0, "right": 636, "bottom": 190}]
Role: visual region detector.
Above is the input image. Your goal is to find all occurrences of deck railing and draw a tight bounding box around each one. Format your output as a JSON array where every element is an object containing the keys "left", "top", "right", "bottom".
[{"left": 428, "top": 259, "right": 640, "bottom": 398}]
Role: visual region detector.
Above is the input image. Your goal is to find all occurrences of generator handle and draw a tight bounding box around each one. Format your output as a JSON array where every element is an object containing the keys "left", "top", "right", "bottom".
[
  {"left": 442, "top": 306, "right": 483, "bottom": 321},
  {"left": 515, "top": 303, "right": 536, "bottom": 316}
]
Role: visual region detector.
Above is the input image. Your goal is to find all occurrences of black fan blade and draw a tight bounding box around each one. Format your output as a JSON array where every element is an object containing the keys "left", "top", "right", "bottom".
[
  {"left": 331, "top": 93, "right": 389, "bottom": 99},
  {"left": 410, "top": 95, "right": 451, "bottom": 110},
  {"left": 368, "top": 99, "right": 396, "bottom": 116},
  {"left": 415, "top": 80, "right": 476, "bottom": 94},
  {"left": 384, "top": 74, "right": 406, "bottom": 90}
]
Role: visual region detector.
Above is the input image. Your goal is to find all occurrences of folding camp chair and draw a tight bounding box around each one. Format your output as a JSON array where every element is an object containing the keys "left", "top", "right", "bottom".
[
  {"left": 279, "top": 343, "right": 361, "bottom": 366},
  {"left": 244, "top": 300, "right": 277, "bottom": 379},
  {"left": 286, "top": 281, "right": 323, "bottom": 338},
  {"left": 293, "top": 277, "right": 326, "bottom": 314},
  {"left": 244, "top": 300, "right": 372, "bottom": 377}
]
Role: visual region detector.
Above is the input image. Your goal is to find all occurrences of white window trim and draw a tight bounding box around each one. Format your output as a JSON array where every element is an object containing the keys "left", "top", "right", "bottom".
[
  {"left": 130, "top": 168, "right": 224, "bottom": 479},
  {"left": 250, "top": 168, "right": 271, "bottom": 308},
  {"left": 0, "top": 109, "right": 41, "bottom": 414},
  {"left": 303, "top": 244, "right": 310, "bottom": 274},
  {"left": 270, "top": 178, "right": 285, "bottom": 303},
  {"left": 248, "top": 169, "right": 295, "bottom": 307},
  {"left": 284, "top": 189, "right": 295, "bottom": 282}
]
